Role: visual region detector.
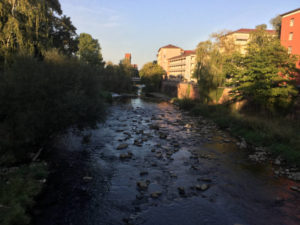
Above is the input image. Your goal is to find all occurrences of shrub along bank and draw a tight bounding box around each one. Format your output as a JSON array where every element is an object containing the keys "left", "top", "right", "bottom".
[
  {"left": 174, "top": 98, "right": 300, "bottom": 166},
  {"left": 0, "top": 51, "right": 109, "bottom": 225}
]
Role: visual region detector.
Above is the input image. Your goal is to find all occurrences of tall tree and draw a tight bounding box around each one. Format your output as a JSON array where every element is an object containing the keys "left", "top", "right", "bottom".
[
  {"left": 270, "top": 15, "right": 282, "bottom": 38},
  {"left": 50, "top": 15, "right": 78, "bottom": 56},
  {"left": 140, "top": 62, "right": 165, "bottom": 92},
  {"left": 193, "top": 38, "right": 228, "bottom": 103},
  {"left": 77, "top": 33, "right": 103, "bottom": 67},
  {"left": 0, "top": 0, "right": 63, "bottom": 59}
]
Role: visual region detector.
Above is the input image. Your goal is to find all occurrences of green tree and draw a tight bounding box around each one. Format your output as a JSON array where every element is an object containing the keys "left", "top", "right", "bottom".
[
  {"left": 255, "top": 24, "right": 268, "bottom": 30},
  {"left": 102, "top": 62, "right": 133, "bottom": 93},
  {"left": 226, "top": 29, "right": 299, "bottom": 114},
  {"left": 194, "top": 38, "right": 230, "bottom": 103},
  {"left": 77, "top": 33, "right": 104, "bottom": 67},
  {"left": 140, "top": 62, "right": 165, "bottom": 92},
  {"left": 270, "top": 15, "right": 282, "bottom": 38},
  {"left": 0, "top": 0, "right": 62, "bottom": 60},
  {"left": 50, "top": 15, "right": 78, "bottom": 56}
]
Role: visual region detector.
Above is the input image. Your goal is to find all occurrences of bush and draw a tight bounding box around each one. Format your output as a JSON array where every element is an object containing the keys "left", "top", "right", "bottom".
[
  {"left": 102, "top": 63, "right": 133, "bottom": 93},
  {"left": 175, "top": 98, "right": 197, "bottom": 110},
  {"left": 0, "top": 51, "right": 106, "bottom": 162},
  {"left": 0, "top": 163, "right": 48, "bottom": 225}
]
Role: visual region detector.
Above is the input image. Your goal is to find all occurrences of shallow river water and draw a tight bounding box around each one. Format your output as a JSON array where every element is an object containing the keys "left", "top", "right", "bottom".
[{"left": 34, "top": 95, "right": 300, "bottom": 225}]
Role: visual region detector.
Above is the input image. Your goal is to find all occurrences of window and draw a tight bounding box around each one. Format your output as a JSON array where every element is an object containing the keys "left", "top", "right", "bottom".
[
  {"left": 288, "top": 46, "right": 292, "bottom": 54},
  {"left": 289, "top": 32, "right": 293, "bottom": 41},
  {"left": 290, "top": 18, "right": 294, "bottom": 27},
  {"left": 236, "top": 38, "right": 247, "bottom": 42}
]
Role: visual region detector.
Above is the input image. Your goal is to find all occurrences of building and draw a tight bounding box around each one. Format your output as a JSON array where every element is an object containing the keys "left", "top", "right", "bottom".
[
  {"left": 157, "top": 44, "right": 183, "bottom": 74},
  {"left": 168, "top": 50, "right": 196, "bottom": 81},
  {"left": 280, "top": 8, "right": 300, "bottom": 84},
  {"left": 124, "top": 53, "right": 132, "bottom": 64},
  {"left": 221, "top": 28, "right": 276, "bottom": 55}
]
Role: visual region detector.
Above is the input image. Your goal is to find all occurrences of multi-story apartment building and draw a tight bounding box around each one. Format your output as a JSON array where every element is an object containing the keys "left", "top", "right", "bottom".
[
  {"left": 157, "top": 44, "right": 183, "bottom": 74},
  {"left": 280, "top": 8, "right": 300, "bottom": 84},
  {"left": 221, "top": 28, "right": 276, "bottom": 55},
  {"left": 168, "top": 50, "right": 196, "bottom": 81}
]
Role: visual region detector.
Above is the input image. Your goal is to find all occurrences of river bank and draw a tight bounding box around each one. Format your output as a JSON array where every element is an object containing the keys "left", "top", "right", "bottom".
[{"left": 172, "top": 98, "right": 300, "bottom": 182}]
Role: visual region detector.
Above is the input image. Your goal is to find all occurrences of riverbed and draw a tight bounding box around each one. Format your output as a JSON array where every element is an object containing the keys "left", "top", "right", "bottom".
[{"left": 34, "top": 95, "right": 300, "bottom": 225}]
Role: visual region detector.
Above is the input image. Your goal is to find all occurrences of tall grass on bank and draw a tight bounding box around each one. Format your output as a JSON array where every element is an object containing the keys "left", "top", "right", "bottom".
[
  {"left": 174, "top": 98, "right": 300, "bottom": 165},
  {"left": 0, "top": 51, "right": 107, "bottom": 165}
]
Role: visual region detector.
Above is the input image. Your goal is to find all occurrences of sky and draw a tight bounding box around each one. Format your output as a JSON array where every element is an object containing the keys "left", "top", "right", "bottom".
[{"left": 59, "top": 0, "right": 299, "bottom": 68}]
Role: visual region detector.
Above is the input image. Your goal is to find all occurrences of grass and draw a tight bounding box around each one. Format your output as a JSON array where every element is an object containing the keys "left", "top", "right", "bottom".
[
  {"left": 175, "top": 99, "right": 300, "bottom": 166},
  {"left": 0, "top": 162, "right": 48, "bottom": 225}
]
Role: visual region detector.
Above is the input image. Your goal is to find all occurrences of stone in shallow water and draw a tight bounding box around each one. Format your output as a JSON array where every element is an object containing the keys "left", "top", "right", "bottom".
[
  {"left": 196, "top": 184, "right": 209, "bottom": 191},
  {"left": 82, "top": 176, "right": 93, "bottom": 181},
  {"left": 178, "top": 187, "right": 185, "bottom": 195},
  {"left": 117, "top": 143, "right": 128, "bottom": 150},
  {"left": 140, "top": 171, "right": 148, "bottom": 176},
  {"left": 119, "top": 152, "right": 133, "bottom": 160},
  {"left": 290, "top": 186, "right": 300, "bottom": 192},
  {"left": 137, "top": 181, "right": 148, "bottom": 190},
  {"left": 150, "top": 192, "right": 162, "bottom": 199}
]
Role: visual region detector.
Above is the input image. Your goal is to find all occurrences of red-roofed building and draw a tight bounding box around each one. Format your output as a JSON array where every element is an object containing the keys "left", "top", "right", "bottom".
[
  {"left": 280, "top": 8, "right": 300, "bottom": 85},
  {"left": 221, "top": 28, "right": 276, "bottom": 54},
  {"left": 157, "top": 44, "right": 183, "bottom": 74}
]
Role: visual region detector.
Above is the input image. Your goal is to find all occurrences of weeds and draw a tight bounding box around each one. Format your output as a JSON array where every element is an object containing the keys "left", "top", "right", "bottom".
[{"left": 176, "top": 99, "right": 300, "bottom": 166}]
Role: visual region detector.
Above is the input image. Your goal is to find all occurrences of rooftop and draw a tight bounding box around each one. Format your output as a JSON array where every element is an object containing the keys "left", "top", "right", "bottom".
[
  {"left": 168, "top": 50, "right": 196, "bottom": 60},
  {"left": 158, "top": 44, "right": 182, "bottom": 52},
  {"left": 225, "top": 28, "right": 276, "bottom": 36},
  {"left": 280, "top": 8, "right": 300, "bottom": 17}
]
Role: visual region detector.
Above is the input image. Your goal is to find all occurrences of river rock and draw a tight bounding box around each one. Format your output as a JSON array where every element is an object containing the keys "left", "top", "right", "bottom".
[
  {"left": 196, "top": 184, "right": 209, "bottom": 191},
  {"left": 120, "top": 152, "right": 133, "bottom": 160},
  {"left": 290, "top": 172, "right": 300, "bottom": 181},
  {"left": 150, "top": 124, "right": 159, "bottom": 130},
  {"left": 140, "top": 171, "right": 148, "bottom": 176},
  {"left": 150, "top": 192, "right": 162, "bottom": 199},
  {"left": 198, "top": 178, "right": 212, "bottom": 182},
  {"left": 83, "top": 176, "right": 93, "bottom": 181},
  {"left": 134, "top": 139, "right": 142, "bottom": 147},
  {"left": 137, "top": 181, "right": 148, "bottom": 190},
  {"left": 156, "top": 153, "right": 163, "bottom": 158},
  {"left": 178, "top": 187, "right": 185, "bottom": 195},
  {"left": 159, "top": 132, "right": 167, "bottom": 139},
  {"left": 117, "top": 143, "right": 128, "bottom": 150},
  {"left": 238, "top": 138, "right": 247, "bottom": 149},
  {"left": 290, "top": 186, "right": 300, "bottom": 192}
]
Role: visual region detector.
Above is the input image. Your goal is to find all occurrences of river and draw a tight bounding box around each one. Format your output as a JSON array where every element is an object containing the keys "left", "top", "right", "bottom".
[{"left": 34, "top": 91, "right": 300, "bottom": 225}]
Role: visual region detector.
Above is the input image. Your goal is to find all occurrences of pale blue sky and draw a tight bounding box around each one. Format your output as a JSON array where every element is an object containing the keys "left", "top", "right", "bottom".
[{"left": 60, "top": 0, "right": 299, "bottom": 68}]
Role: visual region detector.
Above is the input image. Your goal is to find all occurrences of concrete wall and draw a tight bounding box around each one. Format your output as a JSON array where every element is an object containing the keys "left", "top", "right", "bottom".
[{"left": 161, "top": 81, "right": 199, "bottom": 99}]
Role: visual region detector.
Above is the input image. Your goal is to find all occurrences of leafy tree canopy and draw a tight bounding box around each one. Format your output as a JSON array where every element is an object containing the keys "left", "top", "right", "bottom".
[
  {"left": 77, "top": 33, "right": 103, "bottom": 67},
  {"left": 140, "top": 62, "right": 165, "bottom": 92},
  {"left": 226, "top": 28, "right": 299, "bottom": 113},
  {"left": 270, "top": 15, "right": 282, "bottom": 38}
]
